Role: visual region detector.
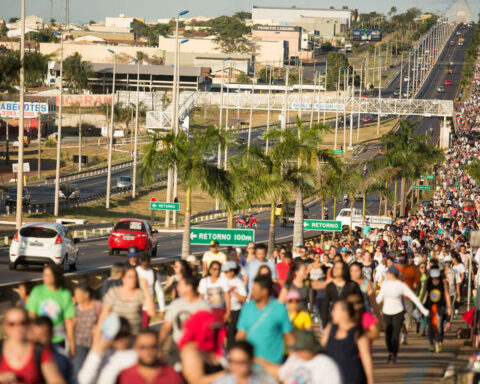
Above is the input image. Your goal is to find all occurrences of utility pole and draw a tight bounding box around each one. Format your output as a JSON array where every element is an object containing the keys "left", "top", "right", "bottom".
[
  {"left": 357, "top": 63, "right": 363, "bottom": 143},
  {"left": 37, "top": 117, "right": 41, "bottom": 179},
  {"left": 377, "top": 59, "right": 382, "bottom": 136},
  {"left": 53, "top": 29, "right": 64, "bottom": 217},
  {"left": 349, "top": 65, "right": 354, "bottom": 149},
  {"left": 132, "top": 57, "right": 140, "bottom": 198},
  {"left": 225, "top": 61, "right": 233, "bottom": 168},
  {"left": 78, "top": 105, "right": 82, "bottom": 172},
  {"left": 106, "top": 50, "right": 116, "bottom": 210},
  {"left": 265, "top": 64, "right": 272, "bottom": 154},
  {"left": 16, "top": 0, "right": 26, "bottom": 228}
]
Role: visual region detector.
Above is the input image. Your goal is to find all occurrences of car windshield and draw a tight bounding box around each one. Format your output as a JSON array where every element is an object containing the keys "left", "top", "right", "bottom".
[
  {"left": 114, "top": 221, "right": 145, "bottom": 232},
  {"left": 20, "top": 226, "right": 57, "bottom": 238},
  {"left": 119, "top": 177, "right": 131, "bottom": 182}
]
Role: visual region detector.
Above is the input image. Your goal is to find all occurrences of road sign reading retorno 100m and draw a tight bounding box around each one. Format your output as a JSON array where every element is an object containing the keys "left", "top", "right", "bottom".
[
  {"left": 190, "top": 228, "right": 255, "bottom": 246},
  {"left": 150, "top": 202, "right": 180, "bottom": 211}
]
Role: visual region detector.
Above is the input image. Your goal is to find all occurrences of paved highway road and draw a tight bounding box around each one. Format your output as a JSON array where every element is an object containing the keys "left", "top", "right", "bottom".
[{"left": 0, "top": 24, "right": 470, "bottom": 284}]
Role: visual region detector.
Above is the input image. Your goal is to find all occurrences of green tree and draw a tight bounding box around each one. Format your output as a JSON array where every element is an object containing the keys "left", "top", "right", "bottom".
[
  {"left": 233, "top": 12, "right": 252, "bottom": 20},
  {"left": 0, "top": 50, "right": 49, "bottom": 92},
  {"left": 132, "top": 20, "right": 171, "bottom": 46},
  {"left": 236, "top": 73, "right": 251, "bottom": 84},
  {"left": 8, "top": 17, "right": 19, "bottom": 23},
  {"left": 466, "top": 160, "right": 480, "bottom": 185},
  {"left": 142, "top": 128, "right": 231, "bottom": 258},
  {"left": 63, "top": 52, "right": 93, "bottom": 93},
  {"left": 325, "top": 51, "right": 349, "bottom": 91},
  {"left": 26, "top": 29, "right": 59, "bottom": 43},
  {"left": 209, "top": 16, "right": 251, "bottom": 53}
]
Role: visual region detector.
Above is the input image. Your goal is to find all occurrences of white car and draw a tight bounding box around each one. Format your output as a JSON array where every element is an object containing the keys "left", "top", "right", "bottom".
[
  {"left": 9, "top": 223, "right": 79, "bottom": 271},
  {"left": 116, "top": 176, "right": 133, "bottom": 188}
]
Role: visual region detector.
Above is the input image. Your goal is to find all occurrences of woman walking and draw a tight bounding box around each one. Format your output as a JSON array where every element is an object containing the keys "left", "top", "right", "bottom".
[
  {"left": 199, "top": 261, "right": 231, "bottom": 322},
  {"left": 422, "top": 268, "right": 451, "bottom": 353},
  {"left": 376, "top": 267, "right": 429, "bottom": 363},
  {"left": 279, "top": 261, "right": 310, "bottom": 312},
  {"left": 322, "top": 300, "right": 374, "bottom": 384}
]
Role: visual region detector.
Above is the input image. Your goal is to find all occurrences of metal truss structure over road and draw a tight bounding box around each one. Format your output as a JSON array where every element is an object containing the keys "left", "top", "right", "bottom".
[
  {"left": 194, "top": 92, "right": 454, "bottom": 118},
  {"left": 448, "top": 0, "right": 473, "bottom": 23}
]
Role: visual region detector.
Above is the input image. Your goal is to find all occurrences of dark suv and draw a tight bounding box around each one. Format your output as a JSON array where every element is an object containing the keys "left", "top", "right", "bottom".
[{"left": 5, "top": 188, "right": 31, "bottom": 206}]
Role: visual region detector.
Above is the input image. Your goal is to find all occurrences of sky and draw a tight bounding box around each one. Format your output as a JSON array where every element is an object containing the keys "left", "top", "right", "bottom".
[{"left": 1, "top": 0, "right": 475, "bottom": 25}]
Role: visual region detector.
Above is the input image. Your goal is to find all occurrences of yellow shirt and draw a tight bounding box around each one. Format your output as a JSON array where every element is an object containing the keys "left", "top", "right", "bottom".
[
  {"left": 202, "top": 250, "right": 227, "bottom": 267},
  {"left": 289, "top": 311, "right": 312, "bottom": 330}
]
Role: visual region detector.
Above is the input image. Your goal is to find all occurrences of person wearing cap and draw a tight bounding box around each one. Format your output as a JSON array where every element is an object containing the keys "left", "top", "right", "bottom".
[
  {"left": 202, "top": 241, "right": 227, "bottom": 276},
  {"left": 284, "top": 290, "right": 312, "bottom": 331},
  {"left": 376, "top": 266, "right": 429, "bottom": 363},
  {"left": 256, "top": 330, "right": 342, "bottom": 384},
  {"left": 126, "top": 246, "right": 140, "bottom": 267},
  {"left": 421, "top": 268, "right": 451, "bottom": 353},
  {"left": 293, "top": 243, "right": 303, "bottom": 258},
  {"left": 222, "top": 261, "right": 247, "bottom": 349}
]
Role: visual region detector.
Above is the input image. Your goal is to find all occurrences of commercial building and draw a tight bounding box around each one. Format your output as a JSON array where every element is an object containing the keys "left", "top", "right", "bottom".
[
  {"left": 252, "top": 25, "right": 301, "bottom": 57},
  {"left": 47, "top": 62, "right": 207, "bottom": 93},
  {"left": 252, "top": 6, "right": 354, "bottom": 37}
]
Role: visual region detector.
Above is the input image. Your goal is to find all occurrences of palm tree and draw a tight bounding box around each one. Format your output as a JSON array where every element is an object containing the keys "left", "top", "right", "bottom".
[
  {"left": 266, "top": 116, "right": 337, "bottom": 246},
  {"left": 142, "top": 128, "right": 231, "bottom": 258},
  {"left": 379, "top": 120, "right": 443, "bottom": 216}
]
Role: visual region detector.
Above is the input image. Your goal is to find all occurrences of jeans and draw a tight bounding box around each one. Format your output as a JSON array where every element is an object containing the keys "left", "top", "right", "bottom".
[
  {"left": 384, "top": 312, "right": 404, "bottom": 357},
  {"left": 72, "top": 345, "right": 90, "bottom": 380}
]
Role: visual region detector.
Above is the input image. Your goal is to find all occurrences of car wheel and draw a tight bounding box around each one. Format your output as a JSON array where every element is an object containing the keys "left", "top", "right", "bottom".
[
  {"left": 151, "top": 245, "right": 157, "bottom": 258},
  {"left": 8, "top": 262, "right": 16, "bottom": 270},
  {"left": 108, "top": 248, "right": 114, "bottom": 255},
  {"left": 70, "top": 253, "right": 78, "bottom": 272},
  {"left": 63, "top": 254, "right": 69, "bottom": 272}
]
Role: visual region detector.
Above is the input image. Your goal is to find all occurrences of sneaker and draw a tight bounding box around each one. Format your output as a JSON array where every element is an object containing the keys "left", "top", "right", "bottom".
[
  {"left": 401, "top": 333, "right": 408, "bottom": 345},
  {"left": 392, "top": 355, "right": 397, "bottom": 364},
  {"left": 429, "top": 345, "right": 435, "bottom": 352},
  {"left": 387, "top": 354, "right": 393, "bottom": 364},
  {"left": 436, "top": 342, "right": 443, "bottom": 353}
]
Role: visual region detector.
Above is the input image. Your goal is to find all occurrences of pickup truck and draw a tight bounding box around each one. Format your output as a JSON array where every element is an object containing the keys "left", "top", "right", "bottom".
[
  {"left": 458, "top": 38, "right": 464, "bottom": 46},
  {"left": 335, "top": 208, "right": 393, "bottom": 235},
  {"left": 275, "top": 204, "right": 309, "bottom": 226}
]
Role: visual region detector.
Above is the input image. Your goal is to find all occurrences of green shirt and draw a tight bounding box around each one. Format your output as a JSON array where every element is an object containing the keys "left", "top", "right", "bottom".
[{"left": 26, "top": 284, "right": 75, "bottom": 343}]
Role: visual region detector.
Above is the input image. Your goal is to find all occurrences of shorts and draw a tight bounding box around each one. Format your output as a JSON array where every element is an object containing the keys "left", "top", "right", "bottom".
[{"left": 404, "top": 298, "right": 415, "bottom": 326}]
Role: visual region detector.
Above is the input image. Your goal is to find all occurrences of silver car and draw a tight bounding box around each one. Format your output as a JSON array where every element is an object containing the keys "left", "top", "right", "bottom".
[
  {"left": 117, "top": 176, "right": 133, "bottom": 188},
  {"left": 59, "top": 184, "right": 80, "bottom": 200}
]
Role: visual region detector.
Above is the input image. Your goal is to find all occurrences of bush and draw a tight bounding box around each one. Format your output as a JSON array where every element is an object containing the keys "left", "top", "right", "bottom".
[{"left": 44, "top": 138, "right": 56, "bottom": 147}]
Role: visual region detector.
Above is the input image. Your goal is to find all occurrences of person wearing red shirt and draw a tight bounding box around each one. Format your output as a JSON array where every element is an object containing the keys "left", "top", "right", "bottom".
[
  {"left": 117, "top": 330, "right": 183, "bottom": 384},
  {"left": 276, "top": 251, "right": 293, "bottom": 286},
  {"left": 0, "top": 307, "right": 65, "bottom": 384}
]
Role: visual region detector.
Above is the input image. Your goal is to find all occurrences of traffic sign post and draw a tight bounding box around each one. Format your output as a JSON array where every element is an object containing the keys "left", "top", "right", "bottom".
[
  {"left": 413, "top": 185, "right": 430, "bottom": 191},
  {"left": 190, "top": 228, "right": 255, "bottom": 246},
  {"left": 303, "top": 220, "right": 342, "bottom": 232},
  {"left": 150, "top": 201, "right": 180, "bottom": 211},
  {"left": 420, "top": 174, "right": 435, "bottom": 180}
]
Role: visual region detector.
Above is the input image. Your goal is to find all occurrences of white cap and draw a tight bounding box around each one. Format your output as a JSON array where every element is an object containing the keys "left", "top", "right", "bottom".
[{"left": 235, "top": 247, "right": 242, "bottom": 253}]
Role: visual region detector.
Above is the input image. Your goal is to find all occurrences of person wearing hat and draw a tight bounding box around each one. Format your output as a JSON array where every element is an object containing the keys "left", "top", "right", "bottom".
[
  {"left": 256, "top": 330, "right": 342, "bottom": 384},
  {"left": 376, "top": 266, "right": 429, "bottom": 363},
  {"left": 202, "top": 241, "right": 227, "bottom": 276},
  {"left": 284, "top": 290, "right": 312, "bottom": 331},
  {"left": 421, "top": 268, "right": 452, "bottom": 353},
  {"left": 222, "top": 261, "right": 247, "bottom": 349},
  {"left": 126, "top": 246, "right": 140, "bottom": 267}
]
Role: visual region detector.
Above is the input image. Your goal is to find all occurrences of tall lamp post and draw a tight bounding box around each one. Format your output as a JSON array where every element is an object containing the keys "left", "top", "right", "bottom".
[
  {"left": 132, "top": 57, "right": 140, "bottom": 199},
  {"left": 106, "top": 49, "right": 116, "bottom": 209},
  {"left": 53, "top": 29, "right": 64, "bottom": 217},
  {"left": 173, "top": 38, "right": 189, "bottom": 227},
  {"left": 16, "top": 0, "right": 26, "bottom": 228}
]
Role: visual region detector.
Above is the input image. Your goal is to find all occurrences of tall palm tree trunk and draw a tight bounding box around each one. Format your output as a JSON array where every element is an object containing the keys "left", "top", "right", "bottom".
[
  {"left": 293, "top": 188, "right": 304, "bottom": 246},
  {"left": 362, "top": 193, "right": 366, "bottom": 218},
  {"left": 227, "top": 208, "right": 234, "bottom": 229},
  {"left": 400, "top": 177, "right": 406, "bottom": 217},
  {"left": 384, "top": 181, "right": 388, "bottom": 216},
  {"left": 267, "top": 202, "right": 276, "bottom": 258},
  {"left": 333, "top": 197, "right": 337, "bottom": 218},
  {"left": 393, "top": 181, "right": 398, "bottom": 218},
  {"left": 181, "top": 186, "right": 192, "bottom": 259}
]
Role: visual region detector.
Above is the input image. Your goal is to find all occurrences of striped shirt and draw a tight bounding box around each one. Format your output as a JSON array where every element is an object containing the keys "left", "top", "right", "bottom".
[{"left": 104, "top": 287, "right": 145, "bottom": 334}]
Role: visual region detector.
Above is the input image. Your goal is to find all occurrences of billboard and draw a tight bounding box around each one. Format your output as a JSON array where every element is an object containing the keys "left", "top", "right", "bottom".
[
  {"left": 0, "top": 102, "right": 49, "bottom": 119},
  {"left": 57, "top": 94, "right": 113, "bottom": 107},
  {"left": 352, "top": 29, "right": 382, "bottom": 41}
]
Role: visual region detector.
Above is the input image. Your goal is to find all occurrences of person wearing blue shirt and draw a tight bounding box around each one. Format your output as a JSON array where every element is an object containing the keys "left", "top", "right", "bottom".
[
  {"left": 362, "top": 219, "right": 372, "bottom": 238},
  {"left": 236, "top": 275, "right": 293, "bottom": 364},
  {"left": 242, "top": 244, "right": 277, "bottom": 296}
]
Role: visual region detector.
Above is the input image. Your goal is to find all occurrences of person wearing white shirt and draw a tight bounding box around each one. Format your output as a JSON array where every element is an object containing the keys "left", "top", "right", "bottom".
[
  {"left": 376, "top": 267, "right": 429, "bottom": 363},
  {"left": 135, "top": 254, "right": 165, "bottom": 327},
  {"left": 222, "top": 261, "right": 247, "bottom": 349}
]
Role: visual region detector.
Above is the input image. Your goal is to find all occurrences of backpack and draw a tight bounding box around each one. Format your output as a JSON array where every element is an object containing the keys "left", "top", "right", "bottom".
[{"left": 0, "top": 340, "right": 44, "bottom": 382}]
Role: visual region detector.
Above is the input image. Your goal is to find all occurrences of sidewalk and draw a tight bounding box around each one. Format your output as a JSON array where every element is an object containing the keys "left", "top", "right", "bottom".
[{"left": 372, "top": 314, "right": 474, "bottom": 383}]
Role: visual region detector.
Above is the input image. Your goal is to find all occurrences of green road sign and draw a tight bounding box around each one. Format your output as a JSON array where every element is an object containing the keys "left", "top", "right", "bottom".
[
  {"left": 303, "top": 220, "right": 342, "bottom": 231},
  {"left": 420, "top": 175, "right": 435, "bottom": 180},
  {"left": 332, "top": 149, "right": 344, "bottom": 155},
  {"left": 190, "top": 228, "right": 255, "bottom": 246},
  {"left": 413, "top": 185, "right": 430, "bottom": 191},
  {"left": 150, "top": 201, "right": 180, "bottom": 211}
]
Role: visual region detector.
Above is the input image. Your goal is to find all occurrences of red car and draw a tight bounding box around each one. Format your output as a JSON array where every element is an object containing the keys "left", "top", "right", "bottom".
[
  {"left": 450, "top": 41, "right": 455, "bottom": 46},
  {"left": 108, "top": 219, "right": 158, "bottom": 256},
  {"left": 361, "top": 115, "right": 372, "bottom": 123},
  {"left": 445, "top": 80, "right": 452, "bottom": 85}
]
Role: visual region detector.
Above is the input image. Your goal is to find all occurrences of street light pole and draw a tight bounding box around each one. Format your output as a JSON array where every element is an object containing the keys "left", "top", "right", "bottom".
[
  {"left": 106, "top": 49, "right": 116, "bottom": 209},
  {"left": 53, "top": 29, "right": 64, "bottom": 217},
  {"left": 132, "top": 57, "right": 140, "bottom": 199},
  {"left": 78, "top": 105, "right": 82, "bottom": 172},
  {"left": 16, "top": 0, "right": 26, "bottom": 228}
]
